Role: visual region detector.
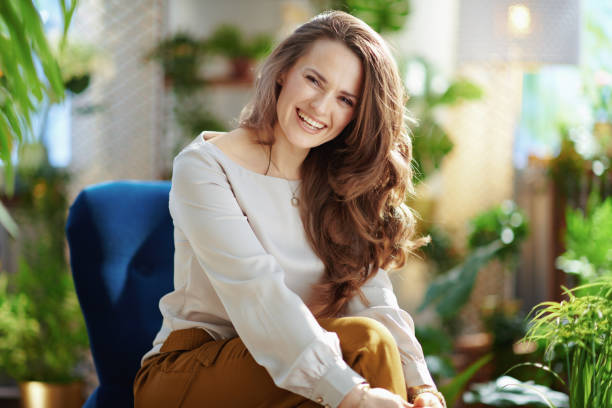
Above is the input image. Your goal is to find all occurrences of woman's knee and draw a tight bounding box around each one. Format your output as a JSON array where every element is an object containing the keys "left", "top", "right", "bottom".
[{"left": 320, "top": 316, "right": 398, "bottom": 355}]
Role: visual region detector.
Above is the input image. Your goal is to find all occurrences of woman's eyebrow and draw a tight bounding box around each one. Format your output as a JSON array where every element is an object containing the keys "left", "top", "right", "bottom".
[{"left": 305, "top": 67, "right": 358, "bottom": 99}]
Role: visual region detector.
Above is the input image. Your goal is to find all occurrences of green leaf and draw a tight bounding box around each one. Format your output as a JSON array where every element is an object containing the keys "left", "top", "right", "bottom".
[
  {"left": 503, "top": 362, "right": 566, "bottom": 387},
  {"left": 434, "top": 79, "right": 484, "bottom": 106},
  {"left": 0, "top": 201, "right": 18, "bottom": 237},
  {"left": 0, "top": 1, "right": 43, "bottom": 101},
  {"left": 418, "top": 240, "right": 503, "bottom": 318},
  {"left": 411, "top": 117, "right": 454, "bottom": 183},
  {"left": 463, "top": 376, "right": 569, "bottom": 407},
  {"left": 19, "top": 0, "right": 65, "bottom": 100},
  {"left": 439, "top": 354, "right": 492, "bottom": 406}
]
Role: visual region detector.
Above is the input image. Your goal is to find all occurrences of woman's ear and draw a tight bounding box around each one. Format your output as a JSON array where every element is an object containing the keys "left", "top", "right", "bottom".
[{"left": 277, "top": 73, "right": 285, "bottom": 86}]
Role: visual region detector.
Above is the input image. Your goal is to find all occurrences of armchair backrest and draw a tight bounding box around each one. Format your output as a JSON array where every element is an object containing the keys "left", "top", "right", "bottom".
[{"left": 66, "top": 181, "right": 173, "bottom": 408}]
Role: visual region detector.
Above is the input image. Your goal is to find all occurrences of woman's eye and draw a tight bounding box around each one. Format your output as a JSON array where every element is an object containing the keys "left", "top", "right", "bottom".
[
  {"left": 340, "top": 97, "right": 354, "bottom": 107},
  {"left": 306, "top": 75, "right": 319, "bottom": 86}
]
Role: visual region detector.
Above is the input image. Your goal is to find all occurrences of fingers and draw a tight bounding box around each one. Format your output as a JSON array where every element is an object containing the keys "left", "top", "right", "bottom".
[{"left": 413, "top": 393, "right": 442, "bottom": 407}]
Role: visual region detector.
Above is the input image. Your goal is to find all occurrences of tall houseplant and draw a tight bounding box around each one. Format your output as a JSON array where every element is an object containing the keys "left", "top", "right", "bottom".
[
  {"left": 524, "top": 279, "right": 612, "bottom": 407},
  {"left": 0, "top": 148, "right": 88, "bottom": 407},
  {"left": 0, "top": 0, "right": 77, "bottom": 236}
]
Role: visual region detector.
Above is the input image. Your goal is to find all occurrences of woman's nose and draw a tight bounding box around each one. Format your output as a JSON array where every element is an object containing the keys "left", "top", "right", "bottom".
[{"left": 310, "top": 92, "right": 333, "bottom": 115}]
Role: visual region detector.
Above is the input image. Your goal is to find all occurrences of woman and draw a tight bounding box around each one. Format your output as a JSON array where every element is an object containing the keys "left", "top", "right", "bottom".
[{"left": 134, "top": 10, "right": 445, "bottom": 408}]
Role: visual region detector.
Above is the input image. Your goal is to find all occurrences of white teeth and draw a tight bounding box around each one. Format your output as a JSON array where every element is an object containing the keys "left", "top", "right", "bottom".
[{"left": 297, "top": 110, "right": 325, "bottom": 129}]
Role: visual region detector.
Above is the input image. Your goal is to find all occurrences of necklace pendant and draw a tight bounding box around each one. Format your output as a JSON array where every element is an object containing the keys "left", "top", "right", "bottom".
[{"left": 291, "top": 196, "right": 300, "bottom": 207}]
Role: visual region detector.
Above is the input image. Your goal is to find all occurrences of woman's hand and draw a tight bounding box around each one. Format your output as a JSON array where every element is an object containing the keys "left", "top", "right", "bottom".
[
  {"left": 413, "top": 392, "right": 444, "bottom": 408},
  {"left": 338, "top": 383, "right": 413, "bottom": 408}
]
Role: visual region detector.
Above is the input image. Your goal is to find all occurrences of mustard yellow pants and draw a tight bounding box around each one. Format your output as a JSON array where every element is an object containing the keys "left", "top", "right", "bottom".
[{"left": 133, "top": 316, "right": 407, "bottom": 408}]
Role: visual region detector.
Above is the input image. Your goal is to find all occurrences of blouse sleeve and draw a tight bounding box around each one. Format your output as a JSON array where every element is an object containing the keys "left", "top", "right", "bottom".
[
  {"left": 345, "top": 269, "right": 435, "bottom": 388},
  {"left": 169, "top": 146, "right": 364, "bottom": 408}
]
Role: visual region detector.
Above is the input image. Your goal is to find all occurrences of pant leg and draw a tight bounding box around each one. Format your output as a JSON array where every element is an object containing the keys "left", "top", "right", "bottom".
[
  {"left": 319, "top": 316, "right": 407, "bottom": 401},
  {"left": 134, "top": 317, "right": 406, "bottom": 408}
]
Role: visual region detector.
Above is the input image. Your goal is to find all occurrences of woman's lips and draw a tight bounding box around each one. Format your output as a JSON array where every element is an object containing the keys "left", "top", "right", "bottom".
[{"left": 296, "top": 108, "right": 326, "bottom": 133}]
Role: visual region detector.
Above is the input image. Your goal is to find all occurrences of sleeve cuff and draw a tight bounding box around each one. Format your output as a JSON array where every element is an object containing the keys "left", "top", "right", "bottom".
[
  {"left": 310, "top": 360, "right": 365, "bottom": 408},
  {"left": 402, "top": 358, "right": 435, "bottom": 388}
]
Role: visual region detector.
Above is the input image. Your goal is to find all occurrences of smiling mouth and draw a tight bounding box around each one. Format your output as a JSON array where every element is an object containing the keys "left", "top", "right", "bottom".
[{"left": 296, "top": 108, "right": 326, "bottom": 131}]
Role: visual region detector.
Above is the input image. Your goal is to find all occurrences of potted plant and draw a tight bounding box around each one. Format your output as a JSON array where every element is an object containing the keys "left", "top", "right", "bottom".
[
  {"left": 0, "top": 247, "right": 88, "bottom": 408},
  {"left": 146, "top": 32, "right": 204, "bottom": 89},
  {"left": 0, "top": 151, "right": 89, "bottom": 408},
  {"left": 523, "top": 279, "right": 612, "bottom": 407},
  {"left": 205, "top": 24, "right": 273, "bottom": 81},
  {"left": 53, "top": 39, "right": 99, "bottom": 95}
]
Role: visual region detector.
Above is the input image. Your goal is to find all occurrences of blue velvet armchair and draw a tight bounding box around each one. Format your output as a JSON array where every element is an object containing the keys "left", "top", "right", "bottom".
[{"left": 66, "top": 181, "right": 174, "bottom": 408}]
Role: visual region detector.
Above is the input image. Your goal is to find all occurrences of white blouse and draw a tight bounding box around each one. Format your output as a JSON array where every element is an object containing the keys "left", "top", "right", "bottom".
[{"left": 143, "top": 134, "right": 434, "bottom": 408}]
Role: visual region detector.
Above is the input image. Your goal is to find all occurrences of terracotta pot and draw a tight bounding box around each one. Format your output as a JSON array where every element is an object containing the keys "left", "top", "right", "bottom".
[{"left": 19, "top": 381, "right": 83, "bottom": 408}]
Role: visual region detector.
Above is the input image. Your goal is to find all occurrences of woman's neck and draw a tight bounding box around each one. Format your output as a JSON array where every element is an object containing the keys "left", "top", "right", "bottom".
[{"left": 266, "top": 126, "right": 308, "bottom": 180}]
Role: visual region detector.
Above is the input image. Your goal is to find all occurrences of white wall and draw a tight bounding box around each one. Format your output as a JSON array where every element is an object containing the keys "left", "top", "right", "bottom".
[
  {"left": 168, "top": 0, "right": 287, "bottom": 37},
  {"left": 391, "top": 0, "right": 459, "bottom": 77}
]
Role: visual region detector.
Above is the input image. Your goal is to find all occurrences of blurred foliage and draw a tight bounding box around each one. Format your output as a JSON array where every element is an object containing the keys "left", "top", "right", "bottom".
[
  {"left": 548, "top": 128, "right": 588, "bottom": 201},
  {"left": 0, "top": 0, "right": 77, "bottom": 236},
  {"left": 463, "top": 376, "right": 569, "bottom": 408},
  {"left": 206, "top": 24, "right": 273, "bottom": 61},
  {"left": 420, "top": 225, "right": 461, "bottom": 275},
  {"left": 145, "top": 26, "right": 274, "bottom": 165},
  {"left": 467, "top": 200, "right": 529, "bottom": 263},
  {"left": 53, "top": 39, "right": 99, "bottom": 95},
  {"left": 556, "top": 195, "right": 612, "bottom": 283},
  {"left": 482, "top": 298, "right": 526, "bottom": 350},
  {"left": 0, "top": 243, "right": 88, "bottom": 382},
  {"left": 481, "top": 297, "right": 533, "bottom": 381},
  {"left": 147, "top": 26, "right": 273, "bottom": 89},
  {"left": 312, "top": 0, "right": 411, "bottom": 34},
  {"left": 419, "top": 201, "right": 528, "bottom": 319},
  {"left": 8, "top": 143, "right": 69, "bottom": 251},
  {"left": 146, "top": 32, "right": 204, "bottom": 90},
  {"left": 583, "top": 0, "right": 612, "bottom": 123},
  {"left": 173, "top": 94, "right": 227, "bottom": 155},
  {"left": 406, "top": 58, "right": 483, "bottom": 184},
  {"left": 0, "top": 0, "right": 76, "bottom": 192},
  {"left": 524, "top": 279, "right": 612, "bottom": 407},
  {"left": 415, "top": 326, "right": 455, "bottom": 381},
  {"left": 440, "top": 354, "right": 492, "bottom": 408},
  {"left": 419, "top": 240, "right": 503, "bottom": 320},
  {"left": 0, "top": 144, "right": 88, "bottom": 382}
]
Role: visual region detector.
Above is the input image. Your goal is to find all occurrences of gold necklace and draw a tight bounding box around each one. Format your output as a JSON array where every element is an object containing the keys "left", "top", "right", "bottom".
[{"left": 265, "top": 144, "right": 301, "bottom": 207}]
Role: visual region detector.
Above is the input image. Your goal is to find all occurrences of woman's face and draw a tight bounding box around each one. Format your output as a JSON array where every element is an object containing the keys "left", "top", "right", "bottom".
[{"left": 275, "top": 39, "right": 363, "bottom": 150}]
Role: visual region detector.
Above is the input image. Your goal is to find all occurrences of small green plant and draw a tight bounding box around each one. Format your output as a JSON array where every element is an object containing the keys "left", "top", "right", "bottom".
[
  {"left": 524, "top": 279, "right": 612, "bottom": 407},
  {"left": 556, "top": 196, "right": 612, "bottom": 283},
  {"left": 146, "top": 32, "right": 204, "bottom": 90},
  {"left": 205, "top": 25, "right": 272, "bottom": 61}
]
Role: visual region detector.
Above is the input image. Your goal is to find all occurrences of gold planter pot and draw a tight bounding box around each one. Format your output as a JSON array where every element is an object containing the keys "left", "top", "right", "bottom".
[{"left": 19, "top": 381, "right": 84, "bottom": 408}]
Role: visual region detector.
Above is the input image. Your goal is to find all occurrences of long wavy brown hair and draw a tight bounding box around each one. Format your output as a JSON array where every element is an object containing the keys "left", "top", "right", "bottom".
[{"left": 239, "top": 11, "right": 429, "bottom": 318}]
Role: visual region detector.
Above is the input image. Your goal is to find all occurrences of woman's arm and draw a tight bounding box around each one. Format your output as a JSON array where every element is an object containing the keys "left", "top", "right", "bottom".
[{"left": 169, "top": 145, "right": 364, "bottom": 408}]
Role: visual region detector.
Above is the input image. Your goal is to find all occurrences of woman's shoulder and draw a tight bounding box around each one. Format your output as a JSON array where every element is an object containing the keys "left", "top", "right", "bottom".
[
  {"left": 173, "top": 128, "right": 267, "bottom": 178},
  {"left": 202, "top": 128, "right": 269, "bottom": 176}
]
